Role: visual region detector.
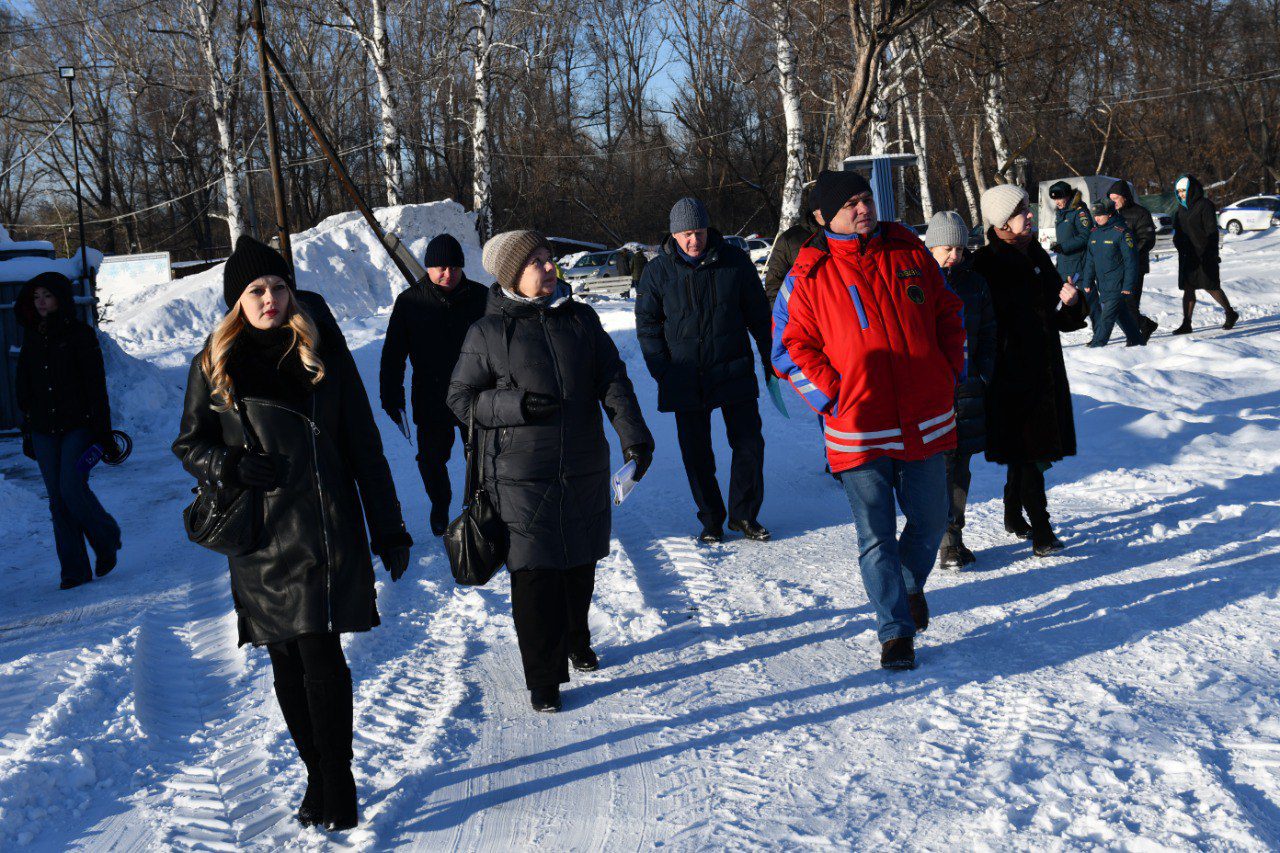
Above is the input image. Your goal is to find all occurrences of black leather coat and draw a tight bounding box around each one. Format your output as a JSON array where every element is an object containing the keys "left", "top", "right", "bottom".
[
  {"left": 447, "top": 284, "right": 652, "bottom": 572},
  {"left": 173, "top": 318, "right": 411, "bottom": 646}
]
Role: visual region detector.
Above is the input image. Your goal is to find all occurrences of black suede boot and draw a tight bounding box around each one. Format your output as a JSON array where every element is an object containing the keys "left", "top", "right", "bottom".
[
  {"left": 305, "top": 671, "right": 358, "bottom": 832},
  {"left": 274, "top": 679, "right": 324, "bottom": 827}
]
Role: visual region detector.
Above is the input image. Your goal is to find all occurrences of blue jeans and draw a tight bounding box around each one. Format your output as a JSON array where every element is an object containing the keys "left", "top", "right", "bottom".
[
  {"left": 31, "top": 429, "right": 121, "bottom": 584},
  {"left": 839, "top": 454, "right": 949, "bottom": 642}
]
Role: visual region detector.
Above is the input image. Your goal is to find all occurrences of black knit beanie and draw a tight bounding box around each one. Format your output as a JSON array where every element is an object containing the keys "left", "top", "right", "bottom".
[
  {"left": 223, "top": 234, "right": 294, "bottom": 309},
  {"left": 810, "top": 170, "right": 873, "bottom": 225},
  {"left": 423, "top": 233, "right": 465, "bottom": 269}
]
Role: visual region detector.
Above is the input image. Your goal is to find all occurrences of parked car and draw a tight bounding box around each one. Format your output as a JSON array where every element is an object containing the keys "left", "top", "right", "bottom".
[
  {"left": 1217, "top": 195, "right": 1280, "bottom": 235},
  {"left": 562, "top": 249, "right": 623, "bottom": 280},
  {"left": 1153, "top": 213, "right": 1173, "bottom": 236},
  {"left": 746, "top": 237, "right": 772, "bottom": 264}
]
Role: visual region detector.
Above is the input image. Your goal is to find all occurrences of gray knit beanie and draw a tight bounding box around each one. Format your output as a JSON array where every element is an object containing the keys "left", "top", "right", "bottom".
[
  {"left": 980, "top": 184, "right": 1030, "bottom": 229},
  {"left": 924, "top": 211, "right": 970, "bottom": 249},
  {"left": 669, "top": 197, "right": 710, "bottom": 234},
  {"left": 482, "top": 229, "right": 552, "bottom": 291}
]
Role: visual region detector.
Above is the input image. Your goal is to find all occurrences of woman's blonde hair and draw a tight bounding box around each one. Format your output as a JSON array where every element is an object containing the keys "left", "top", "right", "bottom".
[{"left": 200, "top": 290, "right": 326, "bottom": 411}]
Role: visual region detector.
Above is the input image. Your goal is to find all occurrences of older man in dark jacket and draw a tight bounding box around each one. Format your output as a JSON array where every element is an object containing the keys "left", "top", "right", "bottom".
[
  {"left": 380, "top": 234, "right": 488, "bottom": 535},
  {"left": 635, "top": 198, "right": 773, "bottom": 543},
  {"left": 1108, "top": 180, "right": 1158, "bottom": 338}
]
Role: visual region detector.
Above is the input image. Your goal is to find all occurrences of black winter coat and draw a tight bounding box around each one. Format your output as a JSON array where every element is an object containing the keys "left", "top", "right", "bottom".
[
  {"left": 1108, "top": 181, "right": 1156, "bottom": 275},
  {"left": 447, "top": 284, "right": 652, "bottom": 573},
  {"left": 1173, "top": 175, "right": 1222, "bottom": 291},
  {"left": 634, "top": 230, "right": 772, "bottom": 413},
  {"left": 971, "top": 231, "right": 1088, "bottom": 465},
  {"left": 379, "top": 275, "right": 487, "bottom": 424},
  {"left": 944, "top": 254, "right": 997, "bottom": 455},
  {"left": 764, "top": 220, "right": 818, "bottom": 306},
  {"left": 174, "top": 318, "right": 411, "bottom": 647},
  {"left": 15, "top": 273, "right": 111, "bottom": 437},
  {"left": 629, "top": 250, "right": 648, "bottom": 284}
]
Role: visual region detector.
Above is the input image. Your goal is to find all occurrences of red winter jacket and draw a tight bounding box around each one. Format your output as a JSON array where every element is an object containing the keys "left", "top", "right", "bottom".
[{"left": 771, "top": 224, "right": 966, "bottom": 473}]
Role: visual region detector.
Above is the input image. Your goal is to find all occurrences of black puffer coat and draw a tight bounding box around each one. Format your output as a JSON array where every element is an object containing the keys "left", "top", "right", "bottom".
[
  {"left": 379, "top": 275, "right": 487, "bottom": 424},
  {"left": 943, "top": 254, "right": 997, "bottom": 455},
  {"left": 15, "top": 272, "right": 111, "bottom": 437},
  {"left": 174, "top": 319, "right": 411, "bottom": 646},
  {"left": 634, "top": 230, "right": 771, "bottom": 413},
  {"left": 1173, "top": 174, "right": 1222, "bottom": 291},
  {"left": 971, "top": 232, "right": 1088, "bottom": 465},
  {"left": 1108, "top": 180, "right": 1157, "bottom": 275},
  {"left": 447, "top": 284, "right": 652, "bottom": 573}
]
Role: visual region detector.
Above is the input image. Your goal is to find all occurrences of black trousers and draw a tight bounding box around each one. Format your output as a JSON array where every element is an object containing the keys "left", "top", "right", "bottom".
[
  {"left": 1125, "top": 272, "right": 1152, "bottom": 326},
  {"left": 416, "top": 415, "right": 466, "bottom": 512},
  {"left": 267, "top": 633, "right": 349, "bottom": 684},
  {"left": 942, "top": 449, "right": 973, "bottom": 548},
  {"left": 266, "top": 633, "right": 352, "bottom": 771},
  {"left": 673, "top": 399, "right": 765, "bottom": 527},
  {"left": 510, "top": 563, "right": 596, "bottom": 689},
  {"left": 1004, "top": 463, "right": 1050, "bottom": 530}
]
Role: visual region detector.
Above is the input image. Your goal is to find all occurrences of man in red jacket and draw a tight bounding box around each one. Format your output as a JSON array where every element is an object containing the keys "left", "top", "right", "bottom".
[{"left": 772, "top": 170, "right": 965, "bottom": 670}]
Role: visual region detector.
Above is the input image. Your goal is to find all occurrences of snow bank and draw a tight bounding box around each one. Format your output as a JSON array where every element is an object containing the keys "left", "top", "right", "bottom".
[
  {"left": 98, "top": 331, "right": 183, "bottom": 437},
  {"left": 102, "top": 201, "right": 488, "bottom": 365}
]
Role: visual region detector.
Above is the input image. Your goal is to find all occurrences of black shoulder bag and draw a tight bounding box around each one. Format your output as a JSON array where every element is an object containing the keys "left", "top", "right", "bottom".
[
  {"left": 183, "top": 399, "right": 265, "bottom": 557},
  {"left": 445, "top": 402, "right": 508, "bottom": 585}
]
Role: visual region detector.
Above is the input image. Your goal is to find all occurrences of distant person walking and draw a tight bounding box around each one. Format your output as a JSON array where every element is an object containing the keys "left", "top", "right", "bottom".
[
  {"left": 1107, "top": 180, "right": 1158, "bottom": 337},
  {"left": 924, "top": 212, "right": 997, "bottom": 571},
  {"left": 380, "top": 234, "right": 488, "bottom": 535},
  {"left": 16, "top": 272, "right": 122, "bottom": 590},
  {"left": 174, "top": 235, "right": 413, "bottom": 832},
  {"left": 1080, "top": 200, "right": 1145, "bottom": 348},
  {"left": 449, "top": 229, "right": 653, "bottom": 713},
  {"left": 635, "top": 198, "right": 773, "bottom": 544},
  {"left": 1172, "top": 174, "right": 1239, "bottom": 334},
  {"left": 971, "top": 185, "right": 1087, "bottom": 558}
]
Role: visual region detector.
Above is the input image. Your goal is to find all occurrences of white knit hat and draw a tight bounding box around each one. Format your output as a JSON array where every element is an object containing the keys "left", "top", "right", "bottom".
[
  {"left": 924, "top": 211, "right": 970, "bottom": 249},
  {"left": 980, "top": 184, "right": 1030, "bottom": 229}
]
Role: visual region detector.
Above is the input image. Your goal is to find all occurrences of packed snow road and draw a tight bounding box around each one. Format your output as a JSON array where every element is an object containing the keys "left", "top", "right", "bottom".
[{"left": 2, "top": 230, "right": 1279, "bottom": 850}]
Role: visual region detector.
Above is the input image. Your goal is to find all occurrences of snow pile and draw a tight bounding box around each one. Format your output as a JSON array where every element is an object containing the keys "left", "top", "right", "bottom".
[
  {"left": 101, "top": 201, "right": 487, "bottom": 365},
  {"left": 0, "top": 471, "right": 44, "bottom": 538},
  {"left": 0, "top": 224, "right": 102, "bottom": 287},
  {"left": 98, "top": 331, "right": 183, "bottom": 436}
]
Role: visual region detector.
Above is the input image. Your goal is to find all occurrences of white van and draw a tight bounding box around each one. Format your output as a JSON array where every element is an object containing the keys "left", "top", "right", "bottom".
[{"left": 1037, "top": 175, "right": 1123, "bottom": 251}]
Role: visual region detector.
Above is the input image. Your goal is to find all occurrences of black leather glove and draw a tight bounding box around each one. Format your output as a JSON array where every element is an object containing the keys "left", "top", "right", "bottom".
[
  {"left": 624, "top": 444, "right": 653, "bottom": 481},
  {"left": 522, "top": 392, "right": 561, "bottom": 422},
  {"left": 234, "top": 450, "right": 278, "bottom": 488},
  {"left": 382, "top": 545, "right": 411, "bottom": 581}
]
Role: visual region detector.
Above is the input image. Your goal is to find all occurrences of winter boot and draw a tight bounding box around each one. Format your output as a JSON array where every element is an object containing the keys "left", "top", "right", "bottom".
[
  {"left": 728, "top": 519, "right": 771, "bottom": 541},
  {"left": 1141, "top": 317, "right": 1158, "bottom": 343},
  {"left": 698, "top": 525, "right": 724, "bottom": 544},
  {"left": 880, "top": 637, "right": 916, "bottom": 671},
  {"left": 1223, "top": 308, "right": 1239, "bottom": 330},
  {"left": 939, "top": 545, "right": 964, "bottom": 570},
  {"left": 95, "top": 545, "right": 118, "bottom": 578},
  {"left": 59, "top": 576, "right": 91, "bottom": 590},
  {"left": 274, "top": 679, "right": 324, "bottom": 827},
  {"left": 430, "top": 505, "right": 450, "bottom": 537},
  {"left": 907, "top": 592, "right": 929, "bottom": 631},
  {"left": 1031, "top": 524, "right": 1065, "bottom": 558},
  {"left": 569, "top": 647, "right": 599, "bottom": 672},
  {"left": 1172, "top": 321, "right": 1193, "bottom": 335},
  {"left": 530, "top": 685, "right": 562, "bottom": 713},
  {"left": 304, "top": 672, "right": 358, "bottom": 832},
  {"left": 1004, "top": 513, "right": 1033, "bottom": 540}
]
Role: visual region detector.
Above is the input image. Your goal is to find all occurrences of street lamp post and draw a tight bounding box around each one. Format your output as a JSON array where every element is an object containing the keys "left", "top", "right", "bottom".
[{"left": 58, "top": 65, "right": 91, "bottom": 303}]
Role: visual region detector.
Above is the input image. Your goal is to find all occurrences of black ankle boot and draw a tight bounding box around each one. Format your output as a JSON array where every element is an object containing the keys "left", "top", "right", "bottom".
[
  {"left": 273, "top": 679, "right": 324, "bottom": 826},
  {"left": 305, "top": 671, "right": 358, "bottom": 832},
  {"left": 1004, "top": 514, "right": 1033, "bottom": 540}
]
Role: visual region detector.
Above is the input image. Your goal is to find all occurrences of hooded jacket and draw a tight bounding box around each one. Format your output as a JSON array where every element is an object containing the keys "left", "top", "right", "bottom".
[
  {"left": 634, "top": 229, "right": 772, "bottom": 413},
  {"left": 15, "top": 272, "right": 111, "bottom": 437},
  {"left": 1172, "top": 175, "right": 1221, "bottom": 291},
  {"left": 771, "top": 224, "right": 966, "bottom": 473},
  {"left": 1053, "top": 191, "right": 1094, "bottom": 282},
  {"left": 1107, "top": 180, "right": 1157, "bottom": 274},
  {"left": 448, "top": 283, "right": 652, "bottom": 572}
]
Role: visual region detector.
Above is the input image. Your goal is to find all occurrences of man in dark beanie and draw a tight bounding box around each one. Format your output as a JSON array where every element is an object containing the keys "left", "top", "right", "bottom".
[
  {"left": 1107, "top": 180, "right": 1158, "bottom": 339},
  {"left": 772, "top": 169, "right": 965, "bottom": 670},
  {"left": 380, "top": 232, "right": 487, "bottom": 535},
  {"left": 635, "top": 197, "right": 773, "bottom": 544}
]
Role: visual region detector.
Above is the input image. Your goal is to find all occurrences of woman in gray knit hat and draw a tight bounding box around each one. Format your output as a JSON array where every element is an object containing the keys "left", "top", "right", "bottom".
[{"left": 448, "top": 229, "right": 654, "bottom": 713}]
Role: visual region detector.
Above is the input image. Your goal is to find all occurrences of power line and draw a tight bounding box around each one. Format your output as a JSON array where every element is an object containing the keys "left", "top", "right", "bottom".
[{"left": 0, "top": 0, "right": 166, "bottom": 37}]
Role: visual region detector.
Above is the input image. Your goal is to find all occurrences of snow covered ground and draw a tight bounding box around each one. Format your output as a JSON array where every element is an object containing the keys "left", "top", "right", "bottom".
[{"left": 2, "top": 221, "right": 1279, "bottom": 850}]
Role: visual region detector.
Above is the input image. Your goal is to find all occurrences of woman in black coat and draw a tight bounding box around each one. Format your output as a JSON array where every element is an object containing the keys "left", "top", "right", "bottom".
[
  {"left": 448, "top": 229, "right": 653, "bottom": 713},
  {"left": 970, "top": 186, "right": 1087, "bottom": 558},
  {"left": 1172, "top": 174, "right": 1239, "bottom": 334},
  {"left": 16, "top": 271, "right": 122, "bottom": 590},
  {"left": 173, "top": 235, "right": 412, "bottom": 832}
]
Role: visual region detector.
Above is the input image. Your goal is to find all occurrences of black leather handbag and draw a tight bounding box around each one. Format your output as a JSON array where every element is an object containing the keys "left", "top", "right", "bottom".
[
  {"left": 183, "top": 399, "right": 265, "bottom": 557},
  {"left": 445, "top": 403, "right": 508, "bottom": 585}
]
